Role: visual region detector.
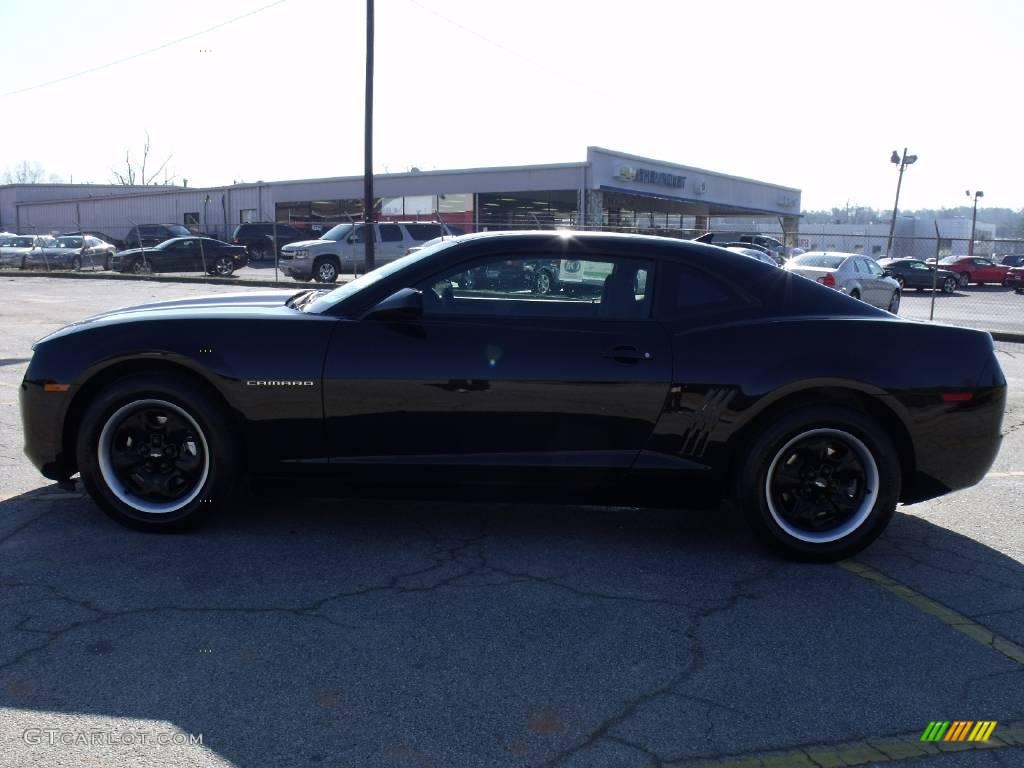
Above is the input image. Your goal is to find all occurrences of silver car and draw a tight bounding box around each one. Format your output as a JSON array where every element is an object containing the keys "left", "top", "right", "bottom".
[
  {"left": 0, "top": 235, "right": 55, "bottom": 269},
  {"left": 785, "top": 251, "right": 901, "bottom": 313},
  {"left": 27, "top": 235, "right": 116, "bottom": 270}
]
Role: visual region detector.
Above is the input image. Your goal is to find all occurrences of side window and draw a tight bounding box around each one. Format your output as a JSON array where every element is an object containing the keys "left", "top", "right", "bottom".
[
  {"left": 659, "top": 263, "right": 732, "bottom": 316},
  {"left": 852, "top": 259, "right": 865, "bottom": 274},
  {"left": 416, "top": 254, "right": 654, "bottom": 320},
  {"left": 865, "top": 259, "right": 883, "bottom": 276},
  {"left": 404, "top": 223, "right": 443, "bottom": 241},
  {"left": 378, "top": 223, "right": 403, "bottom": 242},
  {"left": 349, "top": 225, "right": 365, "bottom": 243}
]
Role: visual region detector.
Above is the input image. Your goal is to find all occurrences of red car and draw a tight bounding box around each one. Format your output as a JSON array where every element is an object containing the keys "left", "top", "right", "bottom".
[{"left": 937, "top": 256, "right": 1010, "bottom": 287}]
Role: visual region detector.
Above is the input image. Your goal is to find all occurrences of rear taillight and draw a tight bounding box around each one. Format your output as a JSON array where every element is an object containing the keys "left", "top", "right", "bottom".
[{"left": 817, "top": 272, "right": 836, "bottom": 288}]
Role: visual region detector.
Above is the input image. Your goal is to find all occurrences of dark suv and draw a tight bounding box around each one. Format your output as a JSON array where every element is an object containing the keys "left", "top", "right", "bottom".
[
  {"left": 123, "top": 224, "right": 192, "bottom": 250},
  {"left": 231, "top": 222, "right": 309, "bottom": 261}
]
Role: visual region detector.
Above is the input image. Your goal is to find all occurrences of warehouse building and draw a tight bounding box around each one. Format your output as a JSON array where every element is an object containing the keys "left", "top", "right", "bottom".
[{"left": 1, "top": 146, "right": 801, "bottom": 244}]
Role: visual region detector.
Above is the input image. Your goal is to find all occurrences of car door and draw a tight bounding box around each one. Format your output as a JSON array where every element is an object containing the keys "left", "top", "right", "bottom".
[
  {"left": 906, "top": 260, "right": 932, "bottom": 289},
  {"left": 322, "top": 250, "right": 672, "bottom": 481},
  {"left": 974, "top": 258, "right": 1000, "bottom": 283}
]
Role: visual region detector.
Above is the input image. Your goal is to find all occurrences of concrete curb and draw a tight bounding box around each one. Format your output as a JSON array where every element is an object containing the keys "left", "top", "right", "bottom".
[
  {"left": 991, "top": 331, "right": 1024, "bottom": 345},
  {"left": 0, "top": 269, "right": 305, "bottom": 290}
]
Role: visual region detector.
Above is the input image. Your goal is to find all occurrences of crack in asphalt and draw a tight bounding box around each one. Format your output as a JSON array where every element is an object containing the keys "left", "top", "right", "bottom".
[{"left": 875, "top": 533, "right": 1024, "bottom": 595}]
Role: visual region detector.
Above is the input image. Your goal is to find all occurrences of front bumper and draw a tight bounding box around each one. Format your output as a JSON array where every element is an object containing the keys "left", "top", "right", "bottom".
[
  {"left": 19, "top": 375, "right": 73, "bottom": 481},
  {"left": 284, "top": 258, "right": 313, "bottom": 279}
]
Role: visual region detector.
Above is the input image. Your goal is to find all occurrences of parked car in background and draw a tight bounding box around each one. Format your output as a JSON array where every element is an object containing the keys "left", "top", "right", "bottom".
[
  {"left": 25, "top": 235, "right": 115, "bottom": 270},
  {"left": 60, "top": 230, "right": 125, "bottom": 251},
  {"left": 726, "top": 246, "right": 780, "bottom": 267},
  {"left": 110, "top": 237, "right": 247, "bottom": 275},
  {"left": 281, "top": 221, "right": 464, "bottom": 283},
  {"left": 231, "top": 222, "right": 309, "bottom": 261},
  {"left": 785, "top": 252, "right": 901, "bottom": 313},
  {"left": 876, "top": 258, "right": 959, "bottom": 294},
  {"left": 1005, "top": 263, "right": 1024, "bottom": 293},
  {"left": 0, "top": 235, "right": 56, "bottom": 268},
  {"left": 123, "top": 224, "right": 193, "bottom": 250},
  {"left": 936, "top": 256, "right": 1010, "bottom": 287}
]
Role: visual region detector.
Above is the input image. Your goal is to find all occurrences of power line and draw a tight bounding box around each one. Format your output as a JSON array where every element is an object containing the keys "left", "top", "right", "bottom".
[{"left": 0, "top": 0, "right": 288, "bottom": 98}]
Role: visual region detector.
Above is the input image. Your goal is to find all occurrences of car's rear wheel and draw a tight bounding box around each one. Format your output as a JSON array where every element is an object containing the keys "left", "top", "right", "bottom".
[
  {"left": 959, "top": 272, "right": 970, "bottom": 288},
  {"left": 736, "top": 405, "right": 900, "bottom": 561},
  {"left": 248, "top": 244, "right": 267, "bottom": 262},
  {"left": 76, "top": 374, "right": 239, "bottom": 531},
  {"left": 213, "top": 255, "right": 235, "bottom": 276},
  {"left": 942, "top": 276, "right": 956, "bottom": 294},
  {"left": 313, "top": 257, "right": 339, "bottom": 283},
  {"left": 887, "top": 290, "right": 900, "bottom": 314}
]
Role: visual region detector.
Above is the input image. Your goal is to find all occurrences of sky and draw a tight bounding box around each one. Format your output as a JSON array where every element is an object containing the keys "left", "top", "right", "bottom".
[{"left": 1, "top": 0, "right": 1021, "bottom": 212}]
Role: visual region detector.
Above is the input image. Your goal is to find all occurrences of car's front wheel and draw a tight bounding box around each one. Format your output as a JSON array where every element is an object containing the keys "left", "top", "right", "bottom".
[
  {"left": 894, "top": 276, "right": 905, "bottom": 290},
  {"left": 736, "top": 405, "right": 900, "bottom": 561},
  {"left": 128, "top": 258, "right": 151, "bottom": 275},
  {"left": 533, "top": 270, "right": 554, "bottom": 295},
  {"left": 76, "top": 373, "right": 239, "bottom": 531},
  {"left": 313, "top": 257, "right": 339, "bottom": 283},
  {"left": 942, "top": 276, "right": 957, "bottom": 294}
]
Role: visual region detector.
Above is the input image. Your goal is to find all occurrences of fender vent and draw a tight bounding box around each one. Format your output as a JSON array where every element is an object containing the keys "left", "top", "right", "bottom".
[{"left": 679, "top": 388, "right": 736, "bottom": 458}]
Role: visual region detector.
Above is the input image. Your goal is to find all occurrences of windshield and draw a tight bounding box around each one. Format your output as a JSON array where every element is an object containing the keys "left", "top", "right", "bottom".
[
  {"left": 306, "top": 237, "right": 459, "bottom": 314},
  {"left": 793, "top": 254, "right": 847, "bottom": 269},
  {"left": 167, "top": 225, "right": 191, "bottom": 237},
  {"left": 320, "top": 224, "right": 353, "bottom": 242},
  {"left": 55, "top": 237, "right": 83, "bottom": 248}
]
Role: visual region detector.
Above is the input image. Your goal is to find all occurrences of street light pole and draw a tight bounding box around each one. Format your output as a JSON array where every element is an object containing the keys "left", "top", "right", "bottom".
[
  {"left": 885, "top": 147, "right": 918, "bottom": 257},
  {"left": 363, "top": 0, "right": 375, "bottom": 272},
  {"left": 966, "top": 190, "right": 984, "bottom": 256}
]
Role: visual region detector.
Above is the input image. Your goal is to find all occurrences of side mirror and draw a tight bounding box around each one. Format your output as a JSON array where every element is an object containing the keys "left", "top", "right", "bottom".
[{"left": 364, "top": 288, "right": 423, "bottom": 321}]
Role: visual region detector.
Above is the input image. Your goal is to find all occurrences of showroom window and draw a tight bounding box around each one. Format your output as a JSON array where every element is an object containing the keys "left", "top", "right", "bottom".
[{"left": 184, "top": 212, "right": 200, "bottom": 230}]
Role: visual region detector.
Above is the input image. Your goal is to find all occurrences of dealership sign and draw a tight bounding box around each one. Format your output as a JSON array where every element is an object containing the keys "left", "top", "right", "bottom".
[{"left": 615, "top": 165, "right": 686, "bottom": 189}]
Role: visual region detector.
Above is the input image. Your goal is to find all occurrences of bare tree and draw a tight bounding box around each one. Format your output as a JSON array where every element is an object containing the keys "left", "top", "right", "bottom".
[
  {"left": 111, "top": 131, "right": 177, "bottom": 186},
  {"left": 2, "top": 160, "right": 62, "bottom": 184}
]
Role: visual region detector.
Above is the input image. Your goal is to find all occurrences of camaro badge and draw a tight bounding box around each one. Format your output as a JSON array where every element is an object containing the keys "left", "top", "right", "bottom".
[{"left": 245, "top": 380, "right": 316, "bottom": 387}]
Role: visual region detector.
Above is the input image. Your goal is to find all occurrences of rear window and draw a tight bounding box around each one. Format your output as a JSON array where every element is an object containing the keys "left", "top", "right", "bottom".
[
  {"left": 404, "top": 223, "right": 443, "bottom": 241},
  {"left": 794, "top": 254, "right": 847, "bottom": 269},
  {"left": 167, "top": 225, "right": 192, "bottom": 237},
  {"left": 378, "top": 223, "right": 402, "bottom": 242}
]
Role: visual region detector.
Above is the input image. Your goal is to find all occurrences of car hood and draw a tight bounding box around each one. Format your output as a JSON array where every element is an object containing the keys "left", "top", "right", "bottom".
[
  {"left": 34, "top": 291, "right": 300, "bottom": 347},
  {"left": 281, "top": 239, "right": 329, "bottom": 250}
]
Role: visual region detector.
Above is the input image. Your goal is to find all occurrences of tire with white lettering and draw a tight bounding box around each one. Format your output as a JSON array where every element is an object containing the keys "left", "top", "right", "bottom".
[{"left": 76, "top": 372, "right": 240, "bottom": 531}]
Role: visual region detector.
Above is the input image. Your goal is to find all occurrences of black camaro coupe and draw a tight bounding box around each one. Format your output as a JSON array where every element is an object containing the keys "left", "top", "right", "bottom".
[{"left": 20, "top": 232, "right": 1006, "bottom": 560}]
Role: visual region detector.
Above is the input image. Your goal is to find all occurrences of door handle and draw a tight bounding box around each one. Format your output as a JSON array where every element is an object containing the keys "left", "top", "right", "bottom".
[{"left": 602, "top": 345, "right": 651, "bottom": 362}]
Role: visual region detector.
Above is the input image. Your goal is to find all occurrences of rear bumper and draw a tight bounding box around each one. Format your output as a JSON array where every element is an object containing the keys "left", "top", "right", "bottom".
[{"left": 902, "top": 383, "right": 1006, "bottom": 503}]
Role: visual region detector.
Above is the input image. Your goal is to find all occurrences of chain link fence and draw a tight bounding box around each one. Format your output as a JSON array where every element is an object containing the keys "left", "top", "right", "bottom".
[{"left": 2, "top": 216, "right": 1021, "bottom": 335}]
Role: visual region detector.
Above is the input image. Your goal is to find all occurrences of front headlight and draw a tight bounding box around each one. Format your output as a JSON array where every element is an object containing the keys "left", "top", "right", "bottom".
[{"left": 293, "top": 250, "right": 308, "bottom": 259}]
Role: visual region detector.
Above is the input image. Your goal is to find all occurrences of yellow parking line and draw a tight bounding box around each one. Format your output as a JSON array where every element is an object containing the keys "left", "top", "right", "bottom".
[
  {"left": 986, "top": 471, "right": 1024, "bottom": 478},
  {"left": 677, "top": 719, "right": 1024, "bottom": 767},
  {"left": 837, "top": 560, "right": 1024, "bottom": 666}
]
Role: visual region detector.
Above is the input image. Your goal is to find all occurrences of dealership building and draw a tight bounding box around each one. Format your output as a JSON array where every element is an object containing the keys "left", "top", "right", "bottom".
[{"left": 1, "top": 146, "right": 801, "bottom": 244}]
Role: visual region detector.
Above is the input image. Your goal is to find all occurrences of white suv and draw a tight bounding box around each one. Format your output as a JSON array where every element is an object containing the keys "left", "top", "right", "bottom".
[{"left": 281, "top": 221, "right": 463, "bottom": 283}]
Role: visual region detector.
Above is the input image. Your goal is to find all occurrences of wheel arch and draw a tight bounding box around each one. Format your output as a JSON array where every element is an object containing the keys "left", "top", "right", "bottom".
[
  {"left": 725, "top": 384, "right": 916, "bottom": 497},
  {"left": 62, "top": 358, "right": 245, "bottom": 478}
]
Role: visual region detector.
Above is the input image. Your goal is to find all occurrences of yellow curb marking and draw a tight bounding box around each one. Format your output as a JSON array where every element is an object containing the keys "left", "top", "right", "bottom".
[{"left": 838, "top": 560, "right": 1024, "bottom": 666}]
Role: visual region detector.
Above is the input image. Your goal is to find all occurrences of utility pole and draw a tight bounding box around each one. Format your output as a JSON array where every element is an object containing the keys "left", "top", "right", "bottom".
[
  {"left": 966, "top": 190, "right": 984, "bottom": 256},
  {"left": 885, "top": 147, "right": 918, "bottom": 257},
  {"left": 363, "top": 0, "right": 375, "bottom": 271}
]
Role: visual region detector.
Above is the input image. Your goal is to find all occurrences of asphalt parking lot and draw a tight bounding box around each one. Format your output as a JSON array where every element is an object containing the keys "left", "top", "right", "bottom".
[{"left": 0, "top": 278, "right": 1022, "bottom": 768}]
